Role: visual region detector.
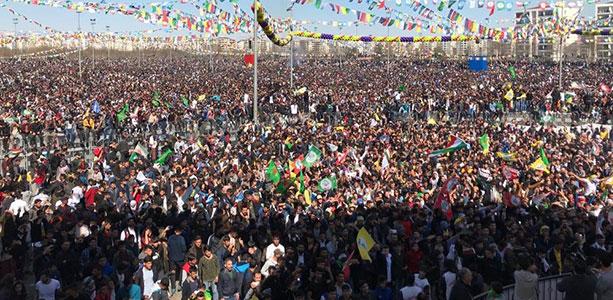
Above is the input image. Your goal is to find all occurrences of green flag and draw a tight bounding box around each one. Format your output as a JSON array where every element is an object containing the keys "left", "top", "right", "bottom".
[
  {"left": 539, "top": 147, "right": 550, "bottom": 166},
  {"left": 181, "top": 95, "right": 190, "bottom": 107},
  {"left": 116, "top": 104, "right": 129, "bottom": 123},
  {"left": 265, "top": 161, "right": 281, "bottom": 185},
  {"left": 275, "top": 178, "right": 295, "bottom": 194},
  {"left": 479, "top": 134, "right": 490, "bottom": 155},
  {"left": 303, "top": 145, "right": 322, "bottom": 168},
  {"left": 398, "top": 85, "right": 406, "bottom": 92},
  {"left": 152, "top": 91, "right": 161, "bottom": 107},
  {"left": 315, "top": 0, "right": 322, "bottom": 9},
  {"left": 155, "top": 149, "right": 173, "bottom": 165},
  {"left": 437, "top": 0, "right": 446, "bottom": 11},
  {"left": 508, "top": 66, "right": 516, "bottom": 80},
  {"left": 318, "top": 176, "right": 337, "bottom": 193},
  {"left": 299, "top": 170, "right": 305, "bottom": 193},
  {"left": 129, "top": 143, "right": 149, "bottom": 163}
]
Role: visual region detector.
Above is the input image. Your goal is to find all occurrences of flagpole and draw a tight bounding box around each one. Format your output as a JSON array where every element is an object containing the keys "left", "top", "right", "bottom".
[{"left": 253, "top": 0, "right": 259, "bottom": 124}]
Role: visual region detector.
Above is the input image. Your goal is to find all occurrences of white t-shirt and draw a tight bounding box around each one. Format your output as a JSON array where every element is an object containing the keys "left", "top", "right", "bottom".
[
  {"left": 36, "top": 279, "right": 61, "bottom": 300},
  {"left": 265, "top": 244, "right": 285, "bottom": 260},
  {"left": 443, "top": 271, "right": 457, "bottom": 300},
  {"left": 399, "top": 285, "right": 423, "bottom": 300},
  {"left": 414, "top": 274, "right": 430, "bottom": 289},
  {"left": 143, "top": 268, "right": 155, "bottom": 297}
]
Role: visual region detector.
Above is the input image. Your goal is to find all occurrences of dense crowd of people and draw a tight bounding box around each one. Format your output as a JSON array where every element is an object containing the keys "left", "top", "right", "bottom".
[{"left": 0, "top": 55, "right": 611, "bottom": 300}]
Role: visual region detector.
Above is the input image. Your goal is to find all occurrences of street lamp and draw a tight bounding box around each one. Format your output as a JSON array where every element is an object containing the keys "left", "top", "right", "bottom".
[
  {"left": 90, "top": 18, "right": 96, "bottom": 70},
  {"left": 12, "top": 18, "right": 18, "bottom": 56}
]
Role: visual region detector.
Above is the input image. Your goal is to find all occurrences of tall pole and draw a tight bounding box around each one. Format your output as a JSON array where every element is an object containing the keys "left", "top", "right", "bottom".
[
  {"left": 253, "top": 0, "right": 259, "bottom": 124},
  {"left": 106, "top": 25, "right": 110, "bottom": 59},
  {"left": 78, "top": 12, "right": 82, "bottom": 80},
  {"left": 386, "top": 10, "right": 391, "bottom": 88},
  {"left": 289, "top": 4, "right": 294, "bottom": 90},
  {"left": 90, "top": 19, "right": 96, "bottom": 70},
  {"left": 12, "top": 18, "right": 18, "bottom": 56},
  {"left": 208, "top": 35, "right": 213, "bottom": 71},
  {"left": 558, "top": 5, "right": 565, "bottom": 90}
]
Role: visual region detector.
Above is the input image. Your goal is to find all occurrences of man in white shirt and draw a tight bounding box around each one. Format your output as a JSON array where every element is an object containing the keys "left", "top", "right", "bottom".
[
  {"left": 261, "top": 249, "right": 282, "bottom": 278},
  {"left": 36, "top": 272, "right": 61, "bottom": 300},
  {"left": 8, "top": 197, "right": 28, "bottom": 218},
  {"left": 265, "top": 236, "right": 285, "bottom": 261},
  {"left": 399, "top": 275, "right": 423, "bottom": 300}
]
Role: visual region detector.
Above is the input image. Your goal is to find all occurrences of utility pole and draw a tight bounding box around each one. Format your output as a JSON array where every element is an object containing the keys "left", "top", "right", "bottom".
[
  {"left": 253, "top": 0, "right": 259, "bottom": 124},
  {"left": 12, "top": 18, "right": 18, "bottom": 56},
  {"left": 90, "top": 18, "right": 96, "bottom": 70},
  {"left": 106, "top": 25, "right": 110, "bottom": 59}
]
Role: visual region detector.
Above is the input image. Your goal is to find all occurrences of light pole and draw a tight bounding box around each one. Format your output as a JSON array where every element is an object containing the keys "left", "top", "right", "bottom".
[
  {"left": 77, "top": 12, "right": 82, "bottom": 80},
  {"left": 289, "top": 1, "right": 294, "bottom": 90},
  {"left": 12, "top": 18, "right": 18, "bottom": 56},
  {"left": 106, "top": 25, "right": 110, "bottom": 59},
  {"left": 253, "top": 0, "right": 258, "bottom": 124},
  {"left": 90, "top": 18, "right": 96, "bottom": 70}
]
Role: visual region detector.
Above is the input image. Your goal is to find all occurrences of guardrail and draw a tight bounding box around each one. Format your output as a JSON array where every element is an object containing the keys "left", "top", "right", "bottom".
[{"left": 472, "top": 273, "right": 570, "bottom": 300}]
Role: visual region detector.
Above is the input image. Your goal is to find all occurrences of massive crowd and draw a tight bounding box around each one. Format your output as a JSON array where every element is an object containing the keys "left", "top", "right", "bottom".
[{"left": 0, "top": 55, "right": 611, "bottom": 300}]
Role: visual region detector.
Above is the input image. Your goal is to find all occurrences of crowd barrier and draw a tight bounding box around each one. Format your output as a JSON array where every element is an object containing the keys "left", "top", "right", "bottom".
[{"left": 472, "top": 273, "right": 571, "bottom": 300}]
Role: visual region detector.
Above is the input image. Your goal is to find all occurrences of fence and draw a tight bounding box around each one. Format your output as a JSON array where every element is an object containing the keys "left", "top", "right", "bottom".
[{"left": 472, "top": 273, "right": 570, "bottom": 300}]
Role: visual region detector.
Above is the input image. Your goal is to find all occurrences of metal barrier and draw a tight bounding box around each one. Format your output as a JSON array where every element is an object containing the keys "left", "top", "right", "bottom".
[{"left": 472, "top": 273, "right": 570, "bottom": 300}]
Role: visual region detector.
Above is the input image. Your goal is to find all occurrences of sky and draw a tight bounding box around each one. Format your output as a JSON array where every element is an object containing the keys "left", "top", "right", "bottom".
[{"left": 0, "top": 0, "right": 601, "bottom": 38}]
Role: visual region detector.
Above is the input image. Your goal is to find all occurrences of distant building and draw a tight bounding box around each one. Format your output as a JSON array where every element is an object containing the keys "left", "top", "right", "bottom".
[
  {"left": 595, "top": 2, "right": 613, "bottom": 60},
  {"left": 513, "top": 4, "right": 580, "bottom": 60}
]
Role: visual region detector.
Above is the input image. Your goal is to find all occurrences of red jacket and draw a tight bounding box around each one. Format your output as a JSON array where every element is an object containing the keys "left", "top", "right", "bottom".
[{"left": 84, "top": 187, "right": 98, "bottom": 208}]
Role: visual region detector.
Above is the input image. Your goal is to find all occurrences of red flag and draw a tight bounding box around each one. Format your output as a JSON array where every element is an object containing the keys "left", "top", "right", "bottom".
[
  {"left": 243, "top": 54, "right": 254, "bottom": 66},
  {"left": 503, "top": 191, "right": 522, "bottom": 208},
  {"left": 93, "top": 147, "right": 104, "bottom": 161},
  {"left": 502, "top": 165, "right": 519, "bottom": 181},
  {"left": 378, "top": 1, "right": 385, "bottom": 9},
  {"left": 434, "top": 178, "right": 458, "bottom": 220}
]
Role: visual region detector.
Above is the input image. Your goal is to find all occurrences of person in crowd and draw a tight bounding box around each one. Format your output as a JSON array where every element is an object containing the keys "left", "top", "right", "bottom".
[
  {"left": 198, "top": 246, "right": 219, "bottom": 300},
  {"left": 35, "top": 272, "right": 61, "bottom": 300},
  {"left": 449, "top": 268, "right": 473, "bottom": 300},
  {"left": 0, "top": 56, "right": 611, "bottom": 300},
  {"left": 557, "top": 262, "right": 597, "bottom": 300},
  {"left": 218, "top": 258, "right": 241, "bottom": 300},
  {"left": 514, "top": 258, "right": 539, "bottom": 300}
]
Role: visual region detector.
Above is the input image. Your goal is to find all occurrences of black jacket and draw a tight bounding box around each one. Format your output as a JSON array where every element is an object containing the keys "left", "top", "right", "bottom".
[
  {"left": 449, "top": 281, "right": 473, "bottom": 300},
  {"left": 557, "top": 274, "right": 597, "bottom": 300},
  {"left": 218, "top": 268, "right": 241, "bottom": 297}
]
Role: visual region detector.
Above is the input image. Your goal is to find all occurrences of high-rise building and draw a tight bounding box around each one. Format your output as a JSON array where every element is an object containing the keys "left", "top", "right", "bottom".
[{"left": 595, "top": 2, "right": 613, "bottom": 60}]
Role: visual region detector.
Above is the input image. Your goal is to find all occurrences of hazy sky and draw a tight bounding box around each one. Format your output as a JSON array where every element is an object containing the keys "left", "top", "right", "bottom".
[{"left": 0, "top": 0, "right": 602, "bottom": 37}]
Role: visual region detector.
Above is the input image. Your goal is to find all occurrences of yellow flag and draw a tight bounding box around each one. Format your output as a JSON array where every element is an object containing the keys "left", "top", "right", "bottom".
[
  {"left": 530, "top": 158, "right": 550, "bottom": 174},
  {"left": 197, "top": 94, "right": 206, "bottom": 101},
  {"left": 504, "top": 89, "right": 514, "bottom": 101},
  {"left": 304, "top": 189, "right": 312, "bottom": 205},
  {"left": 427, "top": 118, "right": 437, "bottom": 125},
  {"left": 600, "top": 130, "right": 610, "bottom": 140},
  {"left": 357, "top": 227, "right": 375, "bottom": 261}
]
